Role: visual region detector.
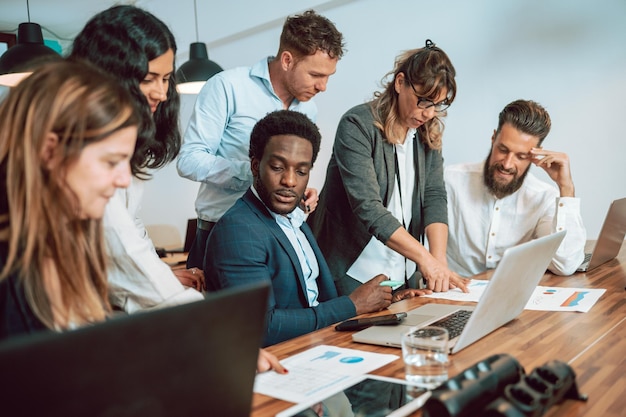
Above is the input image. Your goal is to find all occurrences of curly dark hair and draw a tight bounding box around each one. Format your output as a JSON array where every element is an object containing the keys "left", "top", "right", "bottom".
[
  {"left": 69, "top": 5, "right": 181, "bottom": 178},
  {"left": 249, "top": 110, "right": 321, "bottom": 165},
  {"left": 278, "top": 10, "right": 345, "bottom": 60}
]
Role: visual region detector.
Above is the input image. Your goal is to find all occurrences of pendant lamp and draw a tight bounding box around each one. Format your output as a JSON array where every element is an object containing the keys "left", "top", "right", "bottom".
[
  {"left": 176, "top": 0, "right": 223, "bottom": 94},
  {"left": 0, "top": 1, "right": 59, "bottom": 77}
]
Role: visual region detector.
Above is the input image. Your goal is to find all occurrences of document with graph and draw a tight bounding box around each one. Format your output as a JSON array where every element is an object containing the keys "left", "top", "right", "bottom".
[
  {"left": 253, "top": 345, "right": 398, "bottom": 403},
  {"left": 422, "top": 279, "right": 605, "bottom": 312},
  {"left": 525, "top": 286, "right": 606, "bottom": 312}
]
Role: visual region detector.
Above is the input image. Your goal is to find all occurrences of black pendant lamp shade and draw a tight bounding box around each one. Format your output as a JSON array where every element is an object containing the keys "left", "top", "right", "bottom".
[
  {"left": 175, "top": 42, "right": 223, "bottom": 94},
  {"left": 176, "top": 42, "right": 223, "bottom": 82},
  {"left": 0, "top": 22, "right": 59, "bottom": 74}
]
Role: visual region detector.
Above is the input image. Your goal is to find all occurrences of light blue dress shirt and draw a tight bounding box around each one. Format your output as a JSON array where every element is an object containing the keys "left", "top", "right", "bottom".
[
  {"left": 251, "top": 187, "right": 320, "bottom": 306},
  {"left": 177, "top": 57, "right": 317, "bottom": 222}
]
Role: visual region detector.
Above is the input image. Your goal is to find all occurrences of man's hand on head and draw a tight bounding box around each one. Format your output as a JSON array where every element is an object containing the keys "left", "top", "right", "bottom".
[{"left": 530, "top": 148, "right": 575, "bottom": 197}]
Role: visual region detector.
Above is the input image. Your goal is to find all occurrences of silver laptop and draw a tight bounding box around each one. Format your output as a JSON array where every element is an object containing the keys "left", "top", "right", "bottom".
[
  {"left": 577, "top": 197, "right": 626, "bottom": 272},
  {"left": 352, "top": 231, "right": 566, "bottom": 354}
]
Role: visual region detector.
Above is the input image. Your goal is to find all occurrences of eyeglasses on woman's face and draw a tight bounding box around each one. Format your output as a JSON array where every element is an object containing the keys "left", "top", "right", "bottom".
[{"left": 408, "top": 82, "right": 450, "bottom": 113}]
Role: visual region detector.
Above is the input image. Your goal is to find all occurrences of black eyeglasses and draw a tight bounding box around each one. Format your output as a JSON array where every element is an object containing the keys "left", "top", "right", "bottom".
[{"left": 409, "top": 82, "right": 450, "bottom": 113}]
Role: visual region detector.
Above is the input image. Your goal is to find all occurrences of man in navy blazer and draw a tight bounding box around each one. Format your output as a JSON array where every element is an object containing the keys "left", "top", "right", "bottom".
[{"left": 204, "top": 110, "right": 414, "bottom": 346}]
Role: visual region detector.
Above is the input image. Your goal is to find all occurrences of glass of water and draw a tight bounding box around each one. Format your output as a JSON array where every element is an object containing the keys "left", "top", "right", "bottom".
[{"left": 401, "top": 326, "right": 449, "bottom": 389}]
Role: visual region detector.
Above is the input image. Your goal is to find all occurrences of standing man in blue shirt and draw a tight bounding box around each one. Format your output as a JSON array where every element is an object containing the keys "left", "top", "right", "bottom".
[{"left": 178, "top": 10, "right": 345, "bottom": 269}]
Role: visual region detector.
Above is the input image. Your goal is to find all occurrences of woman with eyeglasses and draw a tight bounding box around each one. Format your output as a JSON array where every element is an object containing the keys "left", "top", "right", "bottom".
[{"left": 308, "top": 40, "right": 469, "bottom": 300}]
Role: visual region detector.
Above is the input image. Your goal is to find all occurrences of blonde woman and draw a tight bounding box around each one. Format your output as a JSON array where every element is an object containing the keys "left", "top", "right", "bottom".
[
  {"left": 0, "top": 60, "right": 138, "bottom": 339},
  {"left": 308, "top": 40, "right": 469, "bottom": 298},
  {"left": 0, "top": 59, "right": 286, "bottom": 374}
]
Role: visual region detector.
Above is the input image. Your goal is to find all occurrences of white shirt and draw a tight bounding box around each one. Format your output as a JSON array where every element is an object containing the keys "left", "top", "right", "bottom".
[
  {"left": 445, "top": 162, "right": 586, "bottom": 276},
  {"left": 105, "top": 178, "right": 204, "bottom": 313},
  {"left": 347, "top": 129, "right": 417, "bottom": 284},
  {"left": 251, "top": 187, "right": 320, "bottom": 306}
]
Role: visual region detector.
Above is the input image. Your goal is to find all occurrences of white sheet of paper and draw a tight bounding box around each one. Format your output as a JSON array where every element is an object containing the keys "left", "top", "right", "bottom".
[
  {"left": 253, "top": 344, "right": 399, "bottom": 403},
  {"left": 421, "top": 279, "right": 606, "bottom": 312},
  {"left": 421, "top": 279, "right": 488, "bottom": 302}
]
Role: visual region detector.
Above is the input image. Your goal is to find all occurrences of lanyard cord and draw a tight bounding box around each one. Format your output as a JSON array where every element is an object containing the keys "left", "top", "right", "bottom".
[
  {"left": 393, "top": 137, "right": 419, "bottom": 228},
  {"left": 402, "top": 134, "right": 427, "bottom": 288},
  {"left": 393, "top": 140, "right": 418, "bottom": 286},
  {"left": 393, "top": 146, "right": 407, "bottom": 229}
]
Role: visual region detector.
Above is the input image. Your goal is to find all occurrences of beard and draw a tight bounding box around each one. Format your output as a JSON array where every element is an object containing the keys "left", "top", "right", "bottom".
[
  {"left": 482, "top": 150, "right": 531, "bottom": 199},
  {"left": 254, "top": 176, "right": 301, "bottom": 215}
]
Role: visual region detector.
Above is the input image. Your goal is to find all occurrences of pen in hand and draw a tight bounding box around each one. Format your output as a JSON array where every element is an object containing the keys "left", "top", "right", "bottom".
[{"left": 379, "top": 280, "right": 404, "bottom": 287}]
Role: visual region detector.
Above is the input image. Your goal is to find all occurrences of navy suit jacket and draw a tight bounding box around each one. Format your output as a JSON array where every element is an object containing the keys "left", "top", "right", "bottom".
[{"left": 204, "top": 189, "right": 357, "bottom": 346}]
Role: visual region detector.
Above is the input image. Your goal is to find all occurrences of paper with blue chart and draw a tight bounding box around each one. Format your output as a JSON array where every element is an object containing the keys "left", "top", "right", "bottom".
[
  {"left": 421, "top": 279, "right": 605, "bottom": 312},
  {"left": 254, "top": 345, "right": 398, "bottom": 403}
]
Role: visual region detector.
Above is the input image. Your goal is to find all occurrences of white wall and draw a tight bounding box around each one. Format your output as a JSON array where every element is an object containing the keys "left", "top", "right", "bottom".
[{"left": 125, "top": 0, "right": 626, "bottom": 239}]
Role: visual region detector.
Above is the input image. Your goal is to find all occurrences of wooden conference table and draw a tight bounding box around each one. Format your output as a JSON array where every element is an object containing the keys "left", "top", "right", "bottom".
[{"left": 251, "top": 244, "right": 626, "bottom": 417}]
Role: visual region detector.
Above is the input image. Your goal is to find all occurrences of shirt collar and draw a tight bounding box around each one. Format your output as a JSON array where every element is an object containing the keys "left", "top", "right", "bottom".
[
  {"left": 251, "top": 186, "right": 305, "bottom": 227},
  {"left": 250, "top": 57, "right": 272, "bottom": 82},
  {"left": 250, "top": 57, "right": 303, "bottom": 108}
]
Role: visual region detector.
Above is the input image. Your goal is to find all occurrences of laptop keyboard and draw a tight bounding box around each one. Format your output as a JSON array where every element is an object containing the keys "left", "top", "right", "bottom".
[
  {"left": 430, "top": 310, "right": 473, "bottom": 339},
  {"left": 583, "top": 253, "right": 592, "bottom": 263}
]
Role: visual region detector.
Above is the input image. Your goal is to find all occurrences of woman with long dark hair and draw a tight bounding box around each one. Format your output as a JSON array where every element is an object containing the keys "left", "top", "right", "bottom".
[
  {"left": 70, "top": 5, "right": 204, "bottom": 312},
  {"left": 69, "top": 5, "right": 284, "bottom": 373}
]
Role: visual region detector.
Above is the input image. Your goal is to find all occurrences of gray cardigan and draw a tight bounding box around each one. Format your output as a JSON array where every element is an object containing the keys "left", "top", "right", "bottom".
[{"left": 307, "top": 102, "right": 448, "bottom": 283}]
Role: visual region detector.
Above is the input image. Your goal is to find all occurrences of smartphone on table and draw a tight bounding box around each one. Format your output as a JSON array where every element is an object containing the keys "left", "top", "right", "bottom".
[{"left": 335, "top": 312, "right": 407, "bottom": 331}]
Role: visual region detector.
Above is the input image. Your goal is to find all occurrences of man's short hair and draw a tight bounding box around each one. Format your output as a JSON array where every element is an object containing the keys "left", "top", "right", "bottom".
[
  {"left": 249, "top": 110, "right": 322, "bottom": 165},
  {"left": 497, "top": 99, "right": 551, "bottom": 145},
  {"left": 278, "top": 10, "right": 345, "bottom": 60}
]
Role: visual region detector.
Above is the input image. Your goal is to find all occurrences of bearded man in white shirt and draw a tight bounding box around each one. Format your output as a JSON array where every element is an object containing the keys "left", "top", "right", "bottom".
[{"left": 445, "top": 99, "right": 586, "bottom": 276}]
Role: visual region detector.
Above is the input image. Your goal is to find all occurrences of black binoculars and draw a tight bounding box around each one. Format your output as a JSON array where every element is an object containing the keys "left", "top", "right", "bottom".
[{"left": 422, "top": 353, "right": 587, "bottom": 417}]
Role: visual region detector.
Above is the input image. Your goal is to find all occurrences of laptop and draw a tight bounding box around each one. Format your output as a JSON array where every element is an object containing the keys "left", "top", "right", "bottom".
[
  {"left": 0, "top": 282, "right": 270, "bottom": 417},
  {"left": 577, "top": 197, "right": 626, "bottom": 272},
  {"left": 352, "top": 231, "right": 566, "bottom": 354}
]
